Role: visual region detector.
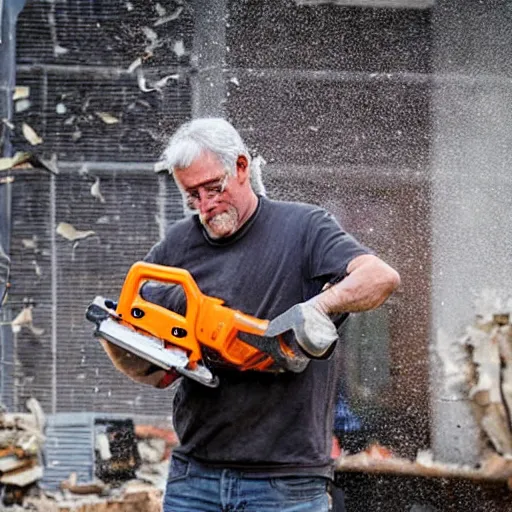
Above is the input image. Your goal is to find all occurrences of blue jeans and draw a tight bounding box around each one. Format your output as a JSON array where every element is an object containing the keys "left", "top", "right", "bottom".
[{"left": 163, "top": 454, "right": 330, "bottom": 512}]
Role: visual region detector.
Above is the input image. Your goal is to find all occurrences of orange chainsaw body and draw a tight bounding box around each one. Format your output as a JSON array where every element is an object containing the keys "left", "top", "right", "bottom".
[{"left": 115, "top": 262, "right": 294, "bottom": 372}]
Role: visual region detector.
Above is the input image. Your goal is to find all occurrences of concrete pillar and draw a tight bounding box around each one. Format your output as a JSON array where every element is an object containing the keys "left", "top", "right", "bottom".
[
  {"left": 0, "top": 0, "right": 26, "bottom": 409},
  {"left": 191, "top": 0, "right": 227, "bottom": 117},
  {"left": 430, "top": 1, "right": 512, "bottom": 464}
]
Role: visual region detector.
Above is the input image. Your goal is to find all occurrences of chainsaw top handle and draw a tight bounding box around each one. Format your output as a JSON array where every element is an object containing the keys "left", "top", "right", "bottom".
[{"left": 115, "top": 262, "right": 214, "bottom": 360}]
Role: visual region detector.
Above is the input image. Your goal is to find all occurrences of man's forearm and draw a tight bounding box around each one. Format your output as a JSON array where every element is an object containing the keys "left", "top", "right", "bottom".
[
  {"left": 313, "top": 254, "right": 400, "bottom": 315},
  {"left": 99, "top": 339, "right": 167, "bottom": 387}
]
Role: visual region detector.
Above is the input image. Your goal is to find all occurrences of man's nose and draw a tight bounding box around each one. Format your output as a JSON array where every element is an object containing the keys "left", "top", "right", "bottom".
[{"left": 197, "top": 190, "right": 217, "bottom": 214}]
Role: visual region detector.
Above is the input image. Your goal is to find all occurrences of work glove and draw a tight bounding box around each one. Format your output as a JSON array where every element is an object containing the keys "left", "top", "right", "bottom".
[{"left": 266, "top": 299, "right": 339, "bottom": 358}]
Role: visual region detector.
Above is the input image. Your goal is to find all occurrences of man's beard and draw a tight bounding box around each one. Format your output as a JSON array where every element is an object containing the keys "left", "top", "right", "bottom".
[{"left": 200, "top": 206, "right": 239, "bottom": 239}]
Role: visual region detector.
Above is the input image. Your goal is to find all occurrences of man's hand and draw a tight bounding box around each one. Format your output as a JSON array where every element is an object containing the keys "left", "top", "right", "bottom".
[
  {"left": 99, "top": 338, "right": 175, "bottom": 388},
  {"left": 293, "top": 301, "right": 339, "bottom": 358},
  {"left": 266, "top": 301, "right": 338, "bottom": 358}
]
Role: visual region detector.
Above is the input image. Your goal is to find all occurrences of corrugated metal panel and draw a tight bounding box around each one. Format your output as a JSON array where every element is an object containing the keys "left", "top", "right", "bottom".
[
  {"left": 53, "top": 169, "right": 180, "bottom": 413},
  {"left": 41, "top": 412, "right": 95, "bottom": 490},
  {"left": 7, "top": 0, "right": 191, "bottom": 415}
]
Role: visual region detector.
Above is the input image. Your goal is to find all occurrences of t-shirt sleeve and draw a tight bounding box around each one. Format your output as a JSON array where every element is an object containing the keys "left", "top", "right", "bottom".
[
  {"left": 143, "top": 239, "right": 166, "bottom": 264},
  {"left": 305, "top": 208, "right": 372, "bottom": 284}
]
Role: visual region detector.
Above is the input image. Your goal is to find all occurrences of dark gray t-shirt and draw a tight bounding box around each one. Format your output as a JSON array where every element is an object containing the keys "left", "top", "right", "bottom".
[{"left": 144, "top": 196, "right": 369, "bottom": 478}]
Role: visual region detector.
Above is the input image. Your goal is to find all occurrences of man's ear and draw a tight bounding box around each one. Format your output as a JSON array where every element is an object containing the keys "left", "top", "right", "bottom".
[{"left": 236, "top": 155, "right": 249, "bottom": 183}]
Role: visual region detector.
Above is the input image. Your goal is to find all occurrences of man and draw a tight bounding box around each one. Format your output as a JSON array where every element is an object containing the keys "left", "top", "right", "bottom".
[{"left": 101, "top": 118, "right": 400, "bottom": 511}]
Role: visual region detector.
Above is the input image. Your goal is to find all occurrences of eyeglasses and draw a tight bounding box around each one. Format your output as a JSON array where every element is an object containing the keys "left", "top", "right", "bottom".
[{"left": 184, "top": 174, "right": 229, "bottom": 210}]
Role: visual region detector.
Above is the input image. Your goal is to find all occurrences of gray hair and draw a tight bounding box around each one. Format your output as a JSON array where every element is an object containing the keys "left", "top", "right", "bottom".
[{"left": 160, "top": 118, "right": 266, "bottom": 196}]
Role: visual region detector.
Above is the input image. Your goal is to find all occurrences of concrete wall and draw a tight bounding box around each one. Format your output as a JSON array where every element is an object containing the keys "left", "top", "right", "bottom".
[{"left": 430, "top": 0, "right": 512, "bottom": 465}]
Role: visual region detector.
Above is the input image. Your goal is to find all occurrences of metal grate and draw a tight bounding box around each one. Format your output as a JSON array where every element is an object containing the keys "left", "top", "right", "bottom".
[
  {"left": 8, "top": 168, "right": 183, "bottom": 414},
  {"left": 9, "top": 0, "right": 192, "bottom": 415},
  {"left": 8, "top": 171, "right": 54, "bottom": 412},
  {"left": 12, "top": 68, "right": 192, "bottom": 163},
  {"left": 16, "top": 0, "right": 194, "bottom": 69}
]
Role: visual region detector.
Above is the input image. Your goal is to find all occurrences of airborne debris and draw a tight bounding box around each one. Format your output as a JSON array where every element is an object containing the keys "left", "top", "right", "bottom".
[
  {"left": 56, "top": 222, "right": 96, "bottom": 242},
  {"left": 153, "top": 73, "right": 180, "bottom": 89},
  {"left": 172, "top": 40, "right": 185, "bottom": 58},
  {"left": 136, "top": 69, "right": 179, "bottom": 93},
  {"left": 95, "top": 112, "right": 120, "bottom": 125},
  {"left": 37, "top": 153, "right": 60, "bottom": 175},
  {"left": 0, "top": 152, "right": 31, "bottom": 171},
  {"left": 91, "top": 177, "right": 106, "bottom": 203},
  {"left": 11, "top": 304, "right": 44, "bottom": 336},
  {"left": 2, "top": 118, "right": 15, "bottom": 130},
  {"left": 142, "top": 26, "right": 159, "bottom": 56},
  {"left": 154, "top": 5, "right": 183, "bottom": 27},
  {"left": 21, "top": 237, "right": 38, "bottom": 250},
  {"left": 32, "top": 260, "right": 42, "bottom": 277},
  {"left": 13, "top": 86, "right": 30, "bottom": 100},
  {"left": 54, "top": 44, "right": 69, "bottom": 56},
  {"left": 127, "top": 57, "right": 142, "bottom": 73},
  {"left": 155, "top": 3, "right": 166, "bottom": 17},
  {"left": 72, "top": 128, "right": 82, "bottom": 141},
  {"left": 15, "top": 99, "right": 31, "bottom": 113},
  {"left": 56, "top": 103, "right": 67, "bottom": 114},
  {"left": 22, "top": 123, "right": 43, "bottom": 145}
]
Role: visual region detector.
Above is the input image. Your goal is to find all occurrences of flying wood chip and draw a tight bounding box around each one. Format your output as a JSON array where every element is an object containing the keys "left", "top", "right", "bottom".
[
  {"left": 95, "top": 112, "right": 120, "bottom": 124},
  {"left": 91, "top": 177, "right": 106, "bottom": 203},
  {"left": 56, "top": 222, "right": 96, "bottom": 241},
  {"left": 11, "top": 306, "right": 44, "bottom": 336},
  {"left": 13, "top": 86, "right": 30, "bottom": 101},
  {"left": 22, "top": 123, "right": 43, "bottom": 145},
  {"left": 0, "top": 152, "right": 32, "bottom": 171}
]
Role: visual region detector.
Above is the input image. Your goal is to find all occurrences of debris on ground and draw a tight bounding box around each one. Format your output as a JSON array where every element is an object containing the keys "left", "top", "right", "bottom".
[
  {"left": 0, "top": 398, "right": 45, "bottom": 506},
  {"left": 24, "top": 483, "right": 163, "bottom": 512},
  {"left": 336, "top": 444, "right": 512, "bottom": 487},
  {"left": 461, "top": 293, "right": 512, "bottom": 459},
  {"left": 1, "top": 409, "right": 176, "bottom": 510}
]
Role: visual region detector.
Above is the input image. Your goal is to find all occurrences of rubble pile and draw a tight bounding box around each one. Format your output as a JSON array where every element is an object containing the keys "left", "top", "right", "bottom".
[
  {"left": 337, "top": 296, "right": 512, "bottom": 486},
  {"left": 2, "top": 418, "right": 178, "bottom": 511},
  {"left": 0, "top": 398, "right": 45, "bottom": 506},
  {"left": 24, "top": 483, "right": 163, "bottom": 512},
  {"left": 462, "top": 306, "right": 512, "bottom": 459}
]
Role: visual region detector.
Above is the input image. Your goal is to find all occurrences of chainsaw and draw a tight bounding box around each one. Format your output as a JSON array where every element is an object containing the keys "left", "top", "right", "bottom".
[{"left": 85, "top": 262, "right": 311, "bottom": 388}]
